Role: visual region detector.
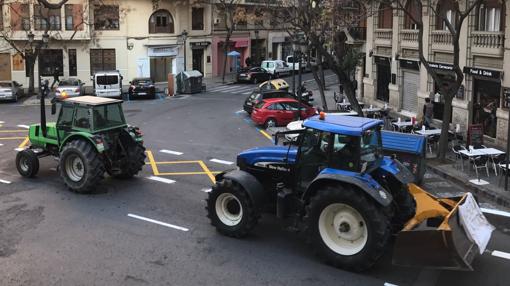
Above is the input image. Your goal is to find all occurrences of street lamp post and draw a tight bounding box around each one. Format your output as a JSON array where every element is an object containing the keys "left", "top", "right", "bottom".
[
  {"left": 254, "top": 30, "right": 259, "bottom": 66},
  {"left": 179, "top": 30, "right": 189, "bottom": 72}
]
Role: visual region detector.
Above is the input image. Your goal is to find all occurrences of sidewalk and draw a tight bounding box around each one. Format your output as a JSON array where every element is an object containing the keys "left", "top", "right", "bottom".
[{"left": 427, "top": 157, "right": 510, "bottom": 208}]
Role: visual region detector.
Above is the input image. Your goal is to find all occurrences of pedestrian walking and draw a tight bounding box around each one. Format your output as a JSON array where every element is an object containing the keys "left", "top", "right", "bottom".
[
  {"left": 423, "top": 98, "right": 434, "bottom": 128},
  {"left": 51, "top": 67, "right": 60, "bottom": 90}
]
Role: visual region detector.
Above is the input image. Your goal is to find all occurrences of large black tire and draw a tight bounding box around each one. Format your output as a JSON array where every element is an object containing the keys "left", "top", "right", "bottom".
[
  {"left": 206, "top": 179, "right": 260, "bottom": 238},
  {"left": 16, "top": 149, "right": 39, "bottom": 178},
  {"left": 305, "top": 185, "right": 391, "bottom": 272},
  {"left": 59, "top": 140, "right": 105, "bottom": 193},
  {"left": 114, "top": 143, "right": 146, "bottom": 179},
  {"left": 390, "top": 186, "right": 416, "bottom": 233}
]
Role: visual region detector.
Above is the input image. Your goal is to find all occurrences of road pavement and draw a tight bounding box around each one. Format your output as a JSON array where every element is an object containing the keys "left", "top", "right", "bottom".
[{"left": 0, "top": 76, "right": 509, "bottom": 286}]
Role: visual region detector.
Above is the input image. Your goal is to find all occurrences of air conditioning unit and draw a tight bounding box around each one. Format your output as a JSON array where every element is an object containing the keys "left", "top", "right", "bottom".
[{"left": 214, "top": 18, "right": 221, "bottom": 25}]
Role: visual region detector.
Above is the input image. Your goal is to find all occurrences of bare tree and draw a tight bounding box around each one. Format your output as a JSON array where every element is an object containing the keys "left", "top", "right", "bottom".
[
  {"left": 392, "top": 0, "right": 483, "bottom": 160},
  {"left": 270, "top": 0, "right": 372, "bottom": 116}
]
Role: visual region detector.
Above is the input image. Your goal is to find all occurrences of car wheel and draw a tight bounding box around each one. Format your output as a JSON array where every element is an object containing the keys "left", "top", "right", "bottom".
[{"left": 265, "top": 118, "right": 277, "bottom": 129}]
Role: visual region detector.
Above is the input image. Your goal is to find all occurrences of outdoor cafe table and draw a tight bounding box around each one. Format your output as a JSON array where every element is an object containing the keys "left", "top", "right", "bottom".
[
  {"left": 458, "top": 148, "right": 505, "bottom": 171},
  {"left": 415, "top": 129, "right": 442, "bottom": 136},
  {"left": 363, "top": 107, "right": 381, "bottom": 113},
  {"left": 392, "top": 121, "right": 416, "bottom": 132}
]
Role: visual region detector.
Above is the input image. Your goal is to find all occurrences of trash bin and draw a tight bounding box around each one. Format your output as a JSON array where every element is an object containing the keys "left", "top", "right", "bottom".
[
  {"left": 381, "top": 131, "right": 427, "bottom": 184},
  {"left": 177, "top": 70, "right": 203, "bottom": 94}
]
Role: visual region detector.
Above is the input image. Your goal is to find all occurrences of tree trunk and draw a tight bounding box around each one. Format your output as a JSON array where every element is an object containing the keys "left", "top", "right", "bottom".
[
  {"left": 311, "top": 64, "right": 328, "bottom": 111},
  {"left": 222, "top": 32, "right": 232, "bottom": 84},
  {"left": 437, "top": 95, "right": 454, "bottom": 160},
  {"left": 319, "top": 55, "right": 326, "bottom": 90}
]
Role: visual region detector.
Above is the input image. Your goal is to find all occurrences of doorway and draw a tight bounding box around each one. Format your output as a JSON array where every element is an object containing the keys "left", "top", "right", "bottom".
[
  {"left": 0, "top": 53, "right": 12, "bottom": 80},
  {"left": 192, "top": 49, "right": 204, "bottom": 74},
  {"left": 472, "top": 78, "right": 501, "bottom": 138},
  {"left": 150, "top": 57, "right": 172, "bottom": 83},
  {"left": 376, "top": 62, "right": 390, "bottom": 102}
]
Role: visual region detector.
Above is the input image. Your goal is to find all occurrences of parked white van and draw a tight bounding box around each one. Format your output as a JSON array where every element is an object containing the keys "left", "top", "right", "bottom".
[
  {"left": 261, "top": 60, "right": 291, "bottom": 78},
  {"left": 91, "top": 71, "right": 123, "bottom": 98}
]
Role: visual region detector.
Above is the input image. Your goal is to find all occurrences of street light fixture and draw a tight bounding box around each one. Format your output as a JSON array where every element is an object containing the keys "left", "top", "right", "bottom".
[{"left": 179, "top": 30, "right": 189, "bottom": 72}]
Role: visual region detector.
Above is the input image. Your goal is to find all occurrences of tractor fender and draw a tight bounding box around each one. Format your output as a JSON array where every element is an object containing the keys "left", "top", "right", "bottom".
[
  {"left": 60, "top": 134, "right": 101, "bottom": 153},
  {"left": 303, "top": 173, "right": 393, "bottom": 207},
  {"left": 379, "top": 158, "right": 415, "bottom": 185},
  {"left": 216, "top": 170, "right": 265, "bottom": 209}
]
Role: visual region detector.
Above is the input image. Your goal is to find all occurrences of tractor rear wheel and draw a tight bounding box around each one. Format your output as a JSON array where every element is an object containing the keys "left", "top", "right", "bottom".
[
  {"left": 59, "top": 140, "right": 105, "bottom": 193},
  {"left": 206, "top": 179, "right": 260, "bottom": 238},
  {"left": 16, "top": 149, "right": 39, "bottom": 178},
  {"left": 305, "top": 185, "right": 391, "bottom": 271},
  {"left": 114, "top": 142, "right": 146, "bottom": 179}
]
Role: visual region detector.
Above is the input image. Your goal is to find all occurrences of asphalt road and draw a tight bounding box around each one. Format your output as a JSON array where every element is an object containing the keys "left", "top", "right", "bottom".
[{"left": 0, "top": 77, "right": 509, "bottom": 286}]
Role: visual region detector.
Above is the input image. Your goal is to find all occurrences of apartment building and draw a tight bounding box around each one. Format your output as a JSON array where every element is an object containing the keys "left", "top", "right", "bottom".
[
  {"left": 0, "top": 0, "right": 212, "bottom": 87},
  {"left": 363, "top": 0, "right": 509, "bottom": 146}
]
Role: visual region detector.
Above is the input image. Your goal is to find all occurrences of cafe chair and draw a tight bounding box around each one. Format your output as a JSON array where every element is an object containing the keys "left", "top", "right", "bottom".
[
  {"left": 492, "top": 153, "right": 506, "bottom": 176},
  {"left": 427, "top": 135, "right": 440, "bottom": 153},
  {"left": 498, "top": 160, "right": 510, "bottom": 187},
  {"left": 452, "top": 145, "right": 468, "bottom": 170},
  {"left": 471, "top": 155, "right": 490, "bottom": 179}
]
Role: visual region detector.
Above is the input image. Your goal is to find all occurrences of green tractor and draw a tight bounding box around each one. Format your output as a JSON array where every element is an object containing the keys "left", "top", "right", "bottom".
[{"left": 15, "top": 83, "right": 146, "bottom": 193}]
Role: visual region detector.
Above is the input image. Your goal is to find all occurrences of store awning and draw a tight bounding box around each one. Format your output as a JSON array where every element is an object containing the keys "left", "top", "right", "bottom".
[
  {"left": 234, "top": 40, "right": 249, "bottom": 48},
  {"left": 147, "top": 45, "right": 179, "bottom": 57}
]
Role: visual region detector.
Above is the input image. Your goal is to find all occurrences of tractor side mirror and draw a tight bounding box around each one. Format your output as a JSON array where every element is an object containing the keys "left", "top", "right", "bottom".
[{"left": 51, "top": 103, "right": 56, "bottom": 115}]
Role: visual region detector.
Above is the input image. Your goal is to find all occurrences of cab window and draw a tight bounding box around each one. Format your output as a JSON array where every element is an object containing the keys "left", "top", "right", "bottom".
[
  {"left": 330, "top": 134, "right": 360, "bottom": 172},
  {"left": 74, "top": 107, "right": 91, "bottom": 129},
  {"left": 267, "top": 103, "right": 285, "bottom": 110},
  {"left": 57, "top": 105, "right": 74, "bottom": 127}
]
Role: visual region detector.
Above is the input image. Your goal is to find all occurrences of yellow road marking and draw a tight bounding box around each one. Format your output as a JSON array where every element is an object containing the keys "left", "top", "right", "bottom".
[
  {"left": 198, "top": 160, "right": 216, "bottom": 184},
  {"left": 158, "top": 171, "right": 222, "bottom": 176},
  {"left": 145, "top": 150, "right": 160, "bottom": 176},
  {"left": 145, "top": 160, "right": 201, "bottom": 165},
  {"left": 0, "top": 137, "right": 26, "bottom": 140},
  {"left": 18, "top": 137, "right": 30, "bottom": 149},
  {"left": 259, "top": 130, "right": 273, "bottom": 141},
  {"left": 0, "top": 130, "right": 27, "bottom": 133}
]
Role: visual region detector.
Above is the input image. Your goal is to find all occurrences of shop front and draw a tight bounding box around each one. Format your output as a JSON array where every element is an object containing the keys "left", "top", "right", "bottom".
[
  {"left": 427, "top": 62, "right": 457, "bottom": 122},
  {"left": 375, "top": 56, "right": 391, "bottom": 102},
  {"left": 400, "top": 59, "right": 420, "bottom": 113},
  {"left": 465, "top": 66, "right": 502, "bottom": 138},
  {"left": 212, "top": 35, "right": 250, "bottom": 76},
  {"left": 190, "top": 41, "right": 210, "bottom": 75},
  {"left": 148, "top": 45, "right": 178, "bottom": 83}
]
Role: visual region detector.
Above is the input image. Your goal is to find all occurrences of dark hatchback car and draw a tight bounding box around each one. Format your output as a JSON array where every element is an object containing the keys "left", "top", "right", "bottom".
[
  {"left": 236, "top": 67, "right": 272, "bottom": 84},
  {"left": 243, "top": 90, "right": 294, "bottom": 114},
  {"left": 128, "top": 78, "right": 156, "bottom": 99}
]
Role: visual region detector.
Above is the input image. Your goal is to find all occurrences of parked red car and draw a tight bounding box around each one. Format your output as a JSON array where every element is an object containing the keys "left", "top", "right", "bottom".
[{"left": 251, "top": 98, "right": 317, "bottom": 128}]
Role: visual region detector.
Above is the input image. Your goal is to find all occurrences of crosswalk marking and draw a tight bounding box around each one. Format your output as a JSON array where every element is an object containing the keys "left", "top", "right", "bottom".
[{"left": 209, "top": 84, "right": 256, "bottom": 95}]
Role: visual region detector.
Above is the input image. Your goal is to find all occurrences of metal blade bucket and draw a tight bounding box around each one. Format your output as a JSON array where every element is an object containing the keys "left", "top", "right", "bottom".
[{"left": 392, "top": 184, "right": 480, "bottom": 271}]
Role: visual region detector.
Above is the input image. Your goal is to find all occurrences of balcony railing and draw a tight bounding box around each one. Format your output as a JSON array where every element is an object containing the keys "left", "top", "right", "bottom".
[
  {"left": 401, "top": 29, "right": 418, "bottom": 42},
  {"left": 472, "top": 31, "right": 504, "bottom": 49},
  {"left": 375, "top": 28, "right": 392, "bottom": 40},
  {"left": 431, "top": 30, "right": 453, "bottom": 45}
]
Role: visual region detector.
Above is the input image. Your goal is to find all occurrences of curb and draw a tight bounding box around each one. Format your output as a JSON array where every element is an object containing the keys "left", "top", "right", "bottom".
[{"left": 427, "top": 163, "right": 510, "bottom": 208}]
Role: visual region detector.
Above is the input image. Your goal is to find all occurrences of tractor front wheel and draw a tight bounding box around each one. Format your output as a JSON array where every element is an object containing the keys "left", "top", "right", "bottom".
[
  {"left": 305, "top": 185, "right": 391, "bottom": 271},
  {"left": 59, "top": 140, "right": 105, "bottom": 193},
  {"left": 16, "top": 149, "right": 39, "bottom": 178},
  {"left": 206, "top": 179, "right": 260, "bottom": 238}
]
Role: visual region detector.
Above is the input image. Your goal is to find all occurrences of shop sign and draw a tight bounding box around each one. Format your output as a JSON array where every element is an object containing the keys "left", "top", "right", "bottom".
[
  {"left": 148, "top": 46, "right": 178, "bottom": 57},
  {"left": 399, "top": 59, "right": 419, "bottom": 70},
  {"left": 429, "top": 62, "right": 454, "bottom": 71},
  {"left": 463, "top": 66, "right": 501, "bottom": 80},
  {"left": 374, "top": 56, "right": 390, "bottom": 65},
  {"left": 190, "top": 41, "right": 210, "bottom": 48}
]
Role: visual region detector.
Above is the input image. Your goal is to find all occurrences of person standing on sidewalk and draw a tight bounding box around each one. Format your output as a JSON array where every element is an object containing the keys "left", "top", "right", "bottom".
[
  {"left": 51, "top": 67, "right": 60, "bottom": 90},
  {"left": 423, "top": 98, "right": 434, "bottom": 128}
]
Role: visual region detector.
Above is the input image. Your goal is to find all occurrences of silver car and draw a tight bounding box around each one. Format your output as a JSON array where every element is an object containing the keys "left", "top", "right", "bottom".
[
  {"left": 0, "top": 81, "right": 24, "bottom": 102},
  {"left": 55, "top": 78, "right": 85, "bottom": 98}
]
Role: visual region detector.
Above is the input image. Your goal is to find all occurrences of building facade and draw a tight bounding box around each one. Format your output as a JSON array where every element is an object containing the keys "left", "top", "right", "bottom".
[
  {"left": 363, "top": 0, "right": 509, "bottom": 146},
  {"left": 0, "top": 0, "right": 213, "bottom": 87}
]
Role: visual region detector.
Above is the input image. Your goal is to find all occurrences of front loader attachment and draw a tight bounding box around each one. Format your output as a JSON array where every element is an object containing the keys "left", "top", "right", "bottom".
[{"left": 393, "top": 184, "right": 489, "bottom": 271}]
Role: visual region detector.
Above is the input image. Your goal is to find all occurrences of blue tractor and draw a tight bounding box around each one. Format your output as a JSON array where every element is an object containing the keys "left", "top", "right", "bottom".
[{"left": 207, "top": 114, "right": 490, "bottom": 271}]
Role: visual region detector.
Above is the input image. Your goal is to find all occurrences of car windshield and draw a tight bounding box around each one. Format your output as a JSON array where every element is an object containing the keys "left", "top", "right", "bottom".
[
  {"left": 59, "top": 80, "right": 79, "bottom": 86},
  {"left": 0, "top": 82, "right": 11, "bottom": 88},
  {"left": 92, "top": 104, "right": 126, "bottom": 130},
  {"left": 96, "top": 75, "right": 119, "bottom": 85}
]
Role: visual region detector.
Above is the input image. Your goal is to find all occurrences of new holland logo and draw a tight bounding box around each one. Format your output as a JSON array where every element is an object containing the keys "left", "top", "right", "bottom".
[{"left": 254, "top": 162, "right": 290, "bottom": 172}]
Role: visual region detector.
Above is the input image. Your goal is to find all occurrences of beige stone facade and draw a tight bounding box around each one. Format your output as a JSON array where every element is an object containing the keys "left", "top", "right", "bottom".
[{"left": 363, "top": 0, "right": 510, "bottom": 147}]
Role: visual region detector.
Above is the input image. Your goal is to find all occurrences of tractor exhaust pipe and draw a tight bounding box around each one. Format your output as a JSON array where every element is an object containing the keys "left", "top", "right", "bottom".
[{"left": 40, "top": 80, "right": 49, "bottom": 137}]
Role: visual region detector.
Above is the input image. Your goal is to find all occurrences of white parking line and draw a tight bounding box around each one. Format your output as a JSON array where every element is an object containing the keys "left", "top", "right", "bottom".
[
  {"left": 210, "top": 158, "right": 234, "bottom": 165},
  {"left": 146, "top": 176, "right": 176, "bottom": 184},
  {"left": 0, "top": 143, "right": 3, "bottom": 146},
  {"left": 481, "top": 207, "right": 510, "bottom": 218},
  {"left": 0, "top": 179, "right": 12, "bottom": 184},
  {"left": 235, "top": 110, "right": 245, "bottom": 114},
  {"left": 209, "top": 86, "right": 240, "bottom": 92},
  {"left": 201, "top": 188, "right": 212, "bottom": 193},
  {"left": 492, "top": 250, "right": 510, "bottom": 260},
  {"left": 17, "top": 125, "right": 30, "bottom": 129},
  {"left": 0, "top": 121, "right": 4, "bottom": 124},
  {"left": 160, "top": 149, "right": 183, "bottom": 156},
  {"left": 242, "top": 92, "right": 251, "bottom": 95},
  {"left": 384, "top": 283, "right": 398, "bottom": 286},
  {"left": 127, "top": 213, "right": 189, "bottom": 232}
]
